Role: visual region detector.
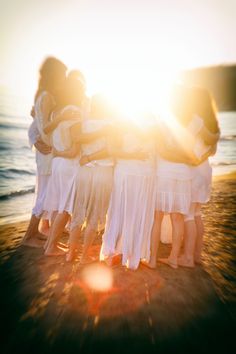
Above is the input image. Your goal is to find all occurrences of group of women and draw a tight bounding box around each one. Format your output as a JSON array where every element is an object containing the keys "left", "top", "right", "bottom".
[{"left": 21, "top": 56, "right": 220, "bottom": 270}]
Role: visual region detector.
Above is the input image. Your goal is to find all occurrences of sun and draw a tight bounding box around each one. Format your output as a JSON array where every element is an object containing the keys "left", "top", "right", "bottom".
[{"left": 84, "top": 60, "right": 180, "bottom": 126}]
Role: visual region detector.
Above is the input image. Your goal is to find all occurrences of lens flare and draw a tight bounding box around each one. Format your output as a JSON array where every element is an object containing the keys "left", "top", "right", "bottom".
[{"left": 81, "top": 263, "right": 113, "bottom": 292}]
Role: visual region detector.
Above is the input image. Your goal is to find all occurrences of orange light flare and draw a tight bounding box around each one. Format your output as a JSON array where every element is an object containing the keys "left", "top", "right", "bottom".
[
  {"left": 72, "top": 262, "right": 163, "bottom": 319},
  {"left": 81, "top": 263, "right": 113, "bottom": 292},
  {"left": 74, "top": 263, "right": 116, "bottom": 317}
]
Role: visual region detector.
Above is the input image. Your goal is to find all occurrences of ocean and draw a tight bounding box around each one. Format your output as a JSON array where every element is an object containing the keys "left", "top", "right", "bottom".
[{"left": 0, "top": 95, "right": 236, "bottom": 225}]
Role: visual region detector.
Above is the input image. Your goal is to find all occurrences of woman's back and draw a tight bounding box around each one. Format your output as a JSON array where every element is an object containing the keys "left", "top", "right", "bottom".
[{"left": 52, "top": 105, "right": 81, "bottom": 152}]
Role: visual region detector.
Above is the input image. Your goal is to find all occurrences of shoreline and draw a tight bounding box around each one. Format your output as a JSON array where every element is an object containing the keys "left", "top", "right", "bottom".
[
  {"left": 1, "top": 170, "right": 236, "bottom": 227},
  {"left": 212, "top": 170, "right": 236, "bottom": 181}
]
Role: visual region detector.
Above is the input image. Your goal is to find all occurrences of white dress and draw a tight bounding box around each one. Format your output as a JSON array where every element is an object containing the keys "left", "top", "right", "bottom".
[
  {"left": 28, "top": 120, "right": 39, "bottom": 148},
  {"left": 100, "top": 132, "right": 156, "bottom": 270},
  {"left": 31, "top": 91, "right": 54, "bottom": 217},
  {"left": 43, "top": 105, "right": 81, "bottom": 215},
  {"left": 187, "top": 115, "right": 213, "bottom": 203},
  {"left": 70, "top": 119, "right": 114, "bottom": 231},
  {"left": 155, "top": 118, "right": 193, "bottom": 215}
]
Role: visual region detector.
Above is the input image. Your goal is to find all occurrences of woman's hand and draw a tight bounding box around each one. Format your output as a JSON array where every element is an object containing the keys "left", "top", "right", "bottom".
[
  {"left": 34, "top": 139, "right": 52, "bottom": 155},
  {"left": 79, "top": 155, "right": 90, "bottom": 166},
  {"left": 52, "top": 147, "right": 60, "bottom": 157},
  {"left": 30, "top": 106, "right": 35, "bottom": 118}
]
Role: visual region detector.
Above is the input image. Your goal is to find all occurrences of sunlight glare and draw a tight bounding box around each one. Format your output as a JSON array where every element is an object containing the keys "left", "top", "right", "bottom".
[
  {"left": 87, "top": 66, "right": 179, "bottom": 124},
  {"left": 81, "top": 263, "right": 113, "bottom": 292}
]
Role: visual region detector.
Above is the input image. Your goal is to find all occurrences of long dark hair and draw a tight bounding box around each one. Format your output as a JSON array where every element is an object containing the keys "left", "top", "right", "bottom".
[
  {"left": 34, "top": 57, "right": 67, "bottom": 103},
  {"left": 171, "top": 84, "right": 219, "bottom": 134},
  {"left": 170, "top": 84, "right": 192, "bottom": 126},
  {"left": 191, "top": 87, "right": 219, "bottom": 134}
]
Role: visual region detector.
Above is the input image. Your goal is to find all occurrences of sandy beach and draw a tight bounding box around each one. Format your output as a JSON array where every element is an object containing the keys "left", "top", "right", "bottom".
[{"left": 0, "top": 174, "right": 235, "bottom": 354}]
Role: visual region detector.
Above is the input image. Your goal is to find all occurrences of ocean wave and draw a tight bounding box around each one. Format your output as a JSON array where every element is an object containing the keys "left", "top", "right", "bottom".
[
  {"left": 0, "top": 122, "right": 28, "bottom": 131},
  {"left": 211, "top": 161, "right": 236, "bottom": 167},
  {"left": 0, "top": 187, "right": 35, "bottom": 200},
  {"left": 219, "top": 135, "right": 236, "bottom": 141},
  {"left": 0, "top": 111, "right": 27, "bottom": 120},
  {"left": 0, "top": 168, "right": 35, "bottom": 177}
]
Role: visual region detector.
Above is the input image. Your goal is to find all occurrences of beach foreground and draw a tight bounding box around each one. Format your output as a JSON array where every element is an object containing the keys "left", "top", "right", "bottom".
[{"left": 0, "top": 174, "right": 235, "bottom": 354}]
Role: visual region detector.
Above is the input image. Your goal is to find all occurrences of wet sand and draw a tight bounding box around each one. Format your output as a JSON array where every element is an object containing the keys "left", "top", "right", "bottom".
[{"left": 0, "top": 174, "right": 235, "bottom": 354}]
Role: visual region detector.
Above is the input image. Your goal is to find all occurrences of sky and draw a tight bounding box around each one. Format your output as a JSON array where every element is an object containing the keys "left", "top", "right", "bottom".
[{"left": 1, "top": 0, "right": 236, "bottom": 113}]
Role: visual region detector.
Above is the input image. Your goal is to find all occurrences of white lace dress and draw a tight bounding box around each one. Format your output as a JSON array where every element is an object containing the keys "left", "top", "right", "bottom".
[
  {"left": 43, "top": 105, "right": 81, "bottom": 215},
  {"left": 100, "top": 132, "right": 156, "bottom": 270},
  {"left": 70, "top": 119, "right": 114, "bottom": 231}
]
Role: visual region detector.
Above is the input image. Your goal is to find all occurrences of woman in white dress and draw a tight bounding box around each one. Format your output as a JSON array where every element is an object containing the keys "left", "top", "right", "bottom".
[
  {"left": 99, "top": 122, "right": 156, "bottom": 270},
  {"left": 44, "top": 77, "right": 84, "bottom": 256},
  {"left": 66, "top": 95, "right": 114, "bottom": 262},
  {"left": 22, "top": 57, "right": 67, "bottom": 247},
  {"left": 140, "top": 86, "right": 219, "bottom": 270},
  {"left": 28, "top": 106, "right": 52, "bottom": 237},
  {"left": 173, "top": 86, "right": 220, "bottom": 267},
  {"left": 152, "top": 117, "right": 197, "bottom": 269}
]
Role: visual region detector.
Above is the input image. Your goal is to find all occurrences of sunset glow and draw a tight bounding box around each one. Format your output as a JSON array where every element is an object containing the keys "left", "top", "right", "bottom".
[{"left": 1, "top": 0, "right": 236, "bottom": 116}]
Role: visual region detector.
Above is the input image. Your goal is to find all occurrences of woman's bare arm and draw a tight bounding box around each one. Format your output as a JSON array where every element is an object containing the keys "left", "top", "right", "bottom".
[
  {"left": 199, "top": 126, "right": 220, "bottom": 145},
  {"left": 53, "top": 142, "right": 80, "bottom": 159},
  {"left": 157, "top": 142, "right": 199, "bottom": 165},
  {"left": 43, "top": 108, "right": 81, "bottom": 135},
  {"left": 79, "top": 149, "right": 109, "bottom": 165},
  {"left": 71, "top": 123, "right": 110, "bottom": 144}
]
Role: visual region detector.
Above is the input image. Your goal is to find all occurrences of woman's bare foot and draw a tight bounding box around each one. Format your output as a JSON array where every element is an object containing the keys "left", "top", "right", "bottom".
[
  {"left": 104, "top": 256, "right": 113, "bottom": 267},
  {"left": 36, "top": 232, "right": 48, "bottom": 241},
  {"left": 65, "top": 249, "right": 78, "bottom": 262},
  {"left": 104, "top": 254, "right": 122, "bottom": 267},
  {"left": 158, "top": 257, "right": 178, "bottom": 269},
  {"left": 194, "top": 258, "right": 203, "bottom": 265},
  {"left": 178, "top": 255, "right": 195, "bottom": 268},
  {"left": 79, "top": 255, "right": 97, "bottom": 265},
  {"left": 21, "top": 237, "right": 44, "bottom": 248},
  {"left": 140, "top": 260, "right": 157, "bottom": 269},
  {"left": 45, "top": 245, "right": 67, "bottom": 256},
  {"left": 38, "top": 227, "right": 50, "bottom": 238},
  {"left": 58, "top": 242, "right": 68, "bottom": 249},
  {"left": 39, "top": 219, "right": 50, "bottom": 237}
]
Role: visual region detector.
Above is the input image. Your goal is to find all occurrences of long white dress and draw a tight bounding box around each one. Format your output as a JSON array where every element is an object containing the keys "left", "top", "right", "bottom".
[
  {"left": 100, "top": 131, "right": 156, "bottom": 270},
  {"left": 70, "top": 119, "right": 114, "bottom": 231},
  {"left": 31, "top": 91, "right": 54, "bottom": 217},
  {"left": 43, "top": 105, "right": 81, "bottom": 215}
]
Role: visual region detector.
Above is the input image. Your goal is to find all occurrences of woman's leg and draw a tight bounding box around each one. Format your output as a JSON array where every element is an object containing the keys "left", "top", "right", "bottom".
[
  {"left": 66, "top": 225, "right": 82, "bottom": 262},
  {"left": 169, "top": 213, "right": 184, "bottom": 266},
  {"left": 44, "top": 211, "right": 57, "bottom": 250},
  {"left": 44, "top": 211, "right": 69, "bottom": 256},
  {"left": 142, "top": 211, "right": 164, "bottom": 269},
  {"left": 178, "top": 203, "right": 197, "bottom": 267},
  {"left": 21, "top": 214, "right": 44, "bottom": 247},
  {"left": 22, "top": 174, "right": 50, "bottom": 247},
  {"left": 39, "top": 219, "right": 50, "bottom": 238},
  {"left": 80, "top": 226, "right": 97, "bottom": 264},
  {"left": 159, "top": 212, "right": 184, "bottom": 268}
]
